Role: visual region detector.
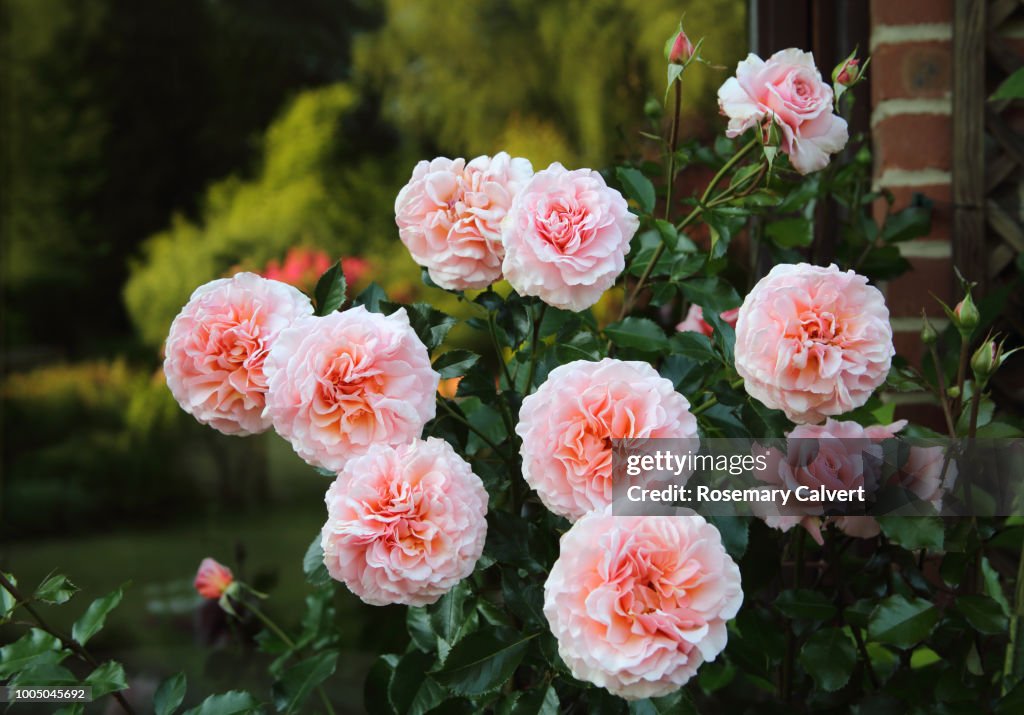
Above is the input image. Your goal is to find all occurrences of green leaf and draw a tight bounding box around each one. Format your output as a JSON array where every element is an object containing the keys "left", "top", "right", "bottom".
[
  {"left": 7, "top": 662, "right": 77, "bottom": 686},
  {"left": 433, "top": 350, "right": 480, "bottom": 379},
  {"left": 604, "top": 317, "right": 669, "bottom": 352},
  {"left": 354, "top": 282, "right": 387, "bottom": 313},
  {"left": 364, "top": 654, "right": 399, "bottom": 715},
  {"left": 430, "top": 580, "right": 472, "bottom": 650},
  {"left": 991, "top": 66, "right": 1024, "bottom": 100},
  {"left": 0, "top": 628, "right": 65, "bottom": 677},
  {"left": 505, "top": 684, "right": 559, "bottom": 715},
  {"left": 679, "top": 278, "right": 741, "bottom": 313},
  {"left": 85, "top": 661, "right": 128, "bottom": 698},
  {"left": 616, "top": 167, "right": 655, "bottom": 215},
  {"left": 706, "top": 516, "right": 748, "bottom": 560},
  {"left": 669, "top": 331, "right": 715, "bottom": 361},
  {"left": 407, "top": 607, "right": 435, "bottom": 653},
  {"left": 775, "top": 589, "right": 837, "bottom": 621},
  {"left": 35, "top": 574, "right": 78, "bottom": 605},
  {"left": 982, "top": 556, "right": 1012, "bottom": 616},
  {"left": 272, "top": 651, "right": 338, "bottom": 714},
  {"left": 155, "top": 672, "right": 188, "bottom": 715},
  {"left": 868, "top": 595, "right": 939, "bottom": 649},
  {"left": 653, "top": 219, "right": 678, "bottom": 250},
  {"left": 765, "top": 217, "right": 813, "bottom": 248},
  {"left": 182, "top": 691, "right": 261, "bottom": 715},
  {"left": 389, "top": 650, "right": 443, "bottom": 715},
  {"left": 877, "top": 516, "right": 944, "bottom": 551},
  {"left": 881, "top": 199, "right": 932, "bottom": 243},
  {"left": 302, "top": 534, "right": 331, "bottom": 588},
  {"left": 956, "top": 595, "right": 1009, "bottom": 635},
  {"left": 72, "top": 586, "right": 124, "bottom": 646},
  {"left": 799, "top": 628, "right": 856, "bottom": 691},
  {"left": 313, "top": 261, "right": 347, "bottom": 315},
  {"left": 432, "top": 629, "right": 534, "bottom": 696},
  {"left": 400, "top": 303, "right": 457, "bottom": 351}
]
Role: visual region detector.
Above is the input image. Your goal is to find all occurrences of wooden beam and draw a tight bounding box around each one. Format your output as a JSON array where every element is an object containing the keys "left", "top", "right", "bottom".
[{"left": 952, "top": 0, "right": 987, "bottom": 289}]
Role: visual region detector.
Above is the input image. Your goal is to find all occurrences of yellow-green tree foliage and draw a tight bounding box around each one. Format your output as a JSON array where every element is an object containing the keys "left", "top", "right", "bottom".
[
  {"left": 124, "top": 84, "right": 412, "bottom": 347},
  {"left": 354, "top": 0, "right": 746, "bottom": 168}
]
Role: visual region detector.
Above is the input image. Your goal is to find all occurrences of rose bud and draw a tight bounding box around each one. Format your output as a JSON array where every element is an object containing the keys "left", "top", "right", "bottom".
[
  {"left": 194, "top": 558, "right": 235, "bottom": 600},
  {"left": 666, "top": 27, "right": 694, "bottom": 65},
  {"left": 833, "top": 58, "right": 860, "bottom": 87},
  {"left": 953, "top": 293, "right": 980, "bottom": 336},
  {"left": 920, "top": 311, "right": 938, "bottom": 345}
]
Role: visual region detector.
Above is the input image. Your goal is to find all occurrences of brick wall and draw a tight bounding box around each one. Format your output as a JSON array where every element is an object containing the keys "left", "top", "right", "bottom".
[{"left": 869, "top": 0, "right": 955, "bottom": 423}]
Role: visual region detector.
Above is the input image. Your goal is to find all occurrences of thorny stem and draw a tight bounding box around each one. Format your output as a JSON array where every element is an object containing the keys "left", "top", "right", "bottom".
[
  {"left": 956, "top": 338, "right": 970, "bottom": 413},
  {"left": 0, "top": 572, "right": 136, "bottom": 715},
  {"left": 524, "top": 301, "right": 547, "bottom": 395}
]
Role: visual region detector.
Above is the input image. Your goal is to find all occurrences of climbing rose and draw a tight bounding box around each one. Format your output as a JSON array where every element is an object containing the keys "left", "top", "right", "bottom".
[
  {"left": 734, "top": 263, "right": 893, "bottom": 424},
  {"left": 164, "top": 272, "right": 313, "bottom": 436},
  {"left": 395, "top": 153, "right": 533, "bottom": 291},
  {"left": 544, "top": 510, "right": 743, "bottom": 699},
  {"left": 263, "top": 306, "right": 439, "bottom": 472},
  {"left": 517, "top": 359, "right": 698, "bottom": 521},
  {"left": 717, "top": 49, "right": 848, "bottom": 174},
  {"left": 502, "top": 163, "right": 638, "bottom": 311},
  {"left": 321, "top": 438, "right": 488, "bottom": 606}
]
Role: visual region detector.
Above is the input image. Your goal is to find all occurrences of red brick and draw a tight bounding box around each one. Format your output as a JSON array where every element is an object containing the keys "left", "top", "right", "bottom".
[
  {"left": 874, "top": 114, "right": 951, "bottom": 172},
  {"left": 885, "top": 256, "right": 954, "bottom": 317},
  {"left": 871, "top": 41, "right": 952, "bottom": 103},
  {"left": 870, "top": 0, "right": 953, "bottom": 26}
]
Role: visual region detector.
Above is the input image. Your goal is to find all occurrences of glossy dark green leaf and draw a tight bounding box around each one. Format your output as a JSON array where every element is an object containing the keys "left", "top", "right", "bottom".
[
  {"left": 72, "top": 586, "right": 124, "bottom": 646},
  {"left": 364, "top": 655, "right": 399, "bottom": 715},
  {"left": 313, "top": 261, "right": 347, "bottom": 315},
  {"left": 0, "top": 629, "right": 65, "bottom": 677},
  {"left": 956, "top": 595, "right": 1009, "bottom": 635},
  {"left": 604, "top": 317, "right": 669, "bottom": 352},
  {"left": 868, "top": 595, "right": 939, "bottom": 649},
  {"left": 429, "top": 580, "right": 473, "bottom": 649},
  {"left": 991, "top": 66, "right": 1024, "bottom": 100},
  {"left": 669, "top": 331, "right": 715, "bottom": 361},
  {"left": 679, "top": 278, "right": 740, "bottom": 313},
  {"left": 432, "top": 629, "right": 534, "bottom": 696},
  {"left": 799, "top": 627, "right": 856, "bottom": 691},
  {"left": 881, "top": 199, "right": 932, "bottom": 243},
  {"left": 389, "top": 650, "right": 443, "bottom": 715},
  {"left": 354, "top": 282, "right": 387, "bottom": 313},
  {"left": 155, "top": 672, "right": 187, "bottom": 715},
  {"left": 433, "top": 350, "right": 480, "bottom": 379},
  {"left": 775, "top": 588, "right": 837, "bottom": 621},
  {"left": 34, "top": 574, "right": 78, "bottom": 605},
  {"left": 85, "top": 661, "right": 128, "bottom": 698},
  {"left": 765, "top": 217, "right": 813, "bottom": 248},
  {"left": 653, "top": 219, "right": 678, "bottom": 250},
  {"left": 616, "top": 167, "right": 655, "bottom": 215},
  {"left": 272, "top": 651, "right": 337, "bottom": 714},
  {"left": 877, "top": 515, "right": 944, "bottom": 551},
  {"left": 628, "top": 689, "right": 697, "bottom": 714}
]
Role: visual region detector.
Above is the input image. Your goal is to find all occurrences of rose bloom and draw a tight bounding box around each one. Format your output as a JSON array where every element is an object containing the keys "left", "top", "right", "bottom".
[
  {"left": 194, "top": 558, "right": 234, "bottom": 600},
  {"left": 164, "top": 272, "right": 313, "bottom": 436},
  {"left": 263, "top": 306, "right": 439, "bottom": 472},
  {"left": 544, "top": 510, "right": 742, "bottom": 700},
  {"left": 676, "top": 305, "right": 740, "bottom": 337},
  {"left": 502, "top": 163, "right": 639, "bottom": 312},
  {"left": 717, "top": 49, "right": 848, "bottom": 174},
  {"left": 735, "top": 263, "right": 893, "bottom": 424},
  {"left": 395, "top": 152, "right": 533, "bottom": 291},
  {"left": 517, "top": 359, "right": 698, "bottom": 522},
  {"left": 321, "top": 438, "right": 488, "bottom": 606}
]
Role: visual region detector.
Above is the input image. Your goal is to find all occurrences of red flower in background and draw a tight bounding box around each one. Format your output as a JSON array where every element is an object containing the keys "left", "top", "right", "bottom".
[{"left": 261, "top": 248, "right": 370, "bottom": 294}]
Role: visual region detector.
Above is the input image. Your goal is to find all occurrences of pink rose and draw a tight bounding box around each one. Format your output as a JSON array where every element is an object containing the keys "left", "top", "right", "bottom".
[
  {"left": 321, "top": 438, "right": 488, "bottom": 606},
  {"left": 263, "top": 306, "right": 439, "bottom": 472},
  {"left": 395, "top": 153, "right": 533, "bottom": 291},
  {"left": 194, "top": 557, "right": 234, "bottom": 600},
  {"left": 676, "top": 305, "right": 740, "bottom": 336},
  {"left": 544, "top": 510, "right": 743, "bottom": 699},
  {"left": 735, "top": 263, "right": 893, "bottom": 424},
  {"left": 667, "top": 27, "right": 695, "bottom": 65},
  {"left": 517, "top": 359, "right": 698, "bottom": 522},
  {"left": 502, "top": 163, "right": 639, "bottom": 311},
  {"left": 717, "top": 49, "right": 848, "bottom": 174},
  {"left": 865, "top": 421, "right": 951, "bottom": 513},
  {"left": 164, "top": 272, "right": 313, "bottom": 436}
]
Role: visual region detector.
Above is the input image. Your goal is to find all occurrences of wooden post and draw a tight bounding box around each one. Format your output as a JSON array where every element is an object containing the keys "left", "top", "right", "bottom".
[{"left": 952, "top": 0, "right": 987, "bottom": 290}]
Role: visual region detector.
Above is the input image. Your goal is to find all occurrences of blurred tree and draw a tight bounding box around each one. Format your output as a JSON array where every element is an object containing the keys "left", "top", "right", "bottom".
[
  {"left": 353, "top": 0, "right": 746, "bottom": 168},
  {"left": 1, "top": 0, "right": 378, "bottom": 354}
]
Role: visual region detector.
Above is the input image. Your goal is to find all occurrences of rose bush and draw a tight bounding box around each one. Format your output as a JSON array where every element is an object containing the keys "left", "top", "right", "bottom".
[{"left": 6, "top": 21, "right": 1021, "bottom": 715}]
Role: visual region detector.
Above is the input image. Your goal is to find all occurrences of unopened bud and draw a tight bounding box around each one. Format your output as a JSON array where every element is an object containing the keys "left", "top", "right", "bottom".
[
  {"left": 971, "top": 339, "right": 999, "bottom": 385},
  {"left": 833, "top": 57, "right": 861, "bottom": 88},
  {"left": 953, "top": 292, "right": 980, "bottom": 337},
  {"left": 947, "top": 386, "right": 961, "bottom": 400},
  {"left": 761, "top": 118, "right": 782, "bottom": 147},
  {"left": 666, "top": 27, "right": 695, "bottom": 65}
]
